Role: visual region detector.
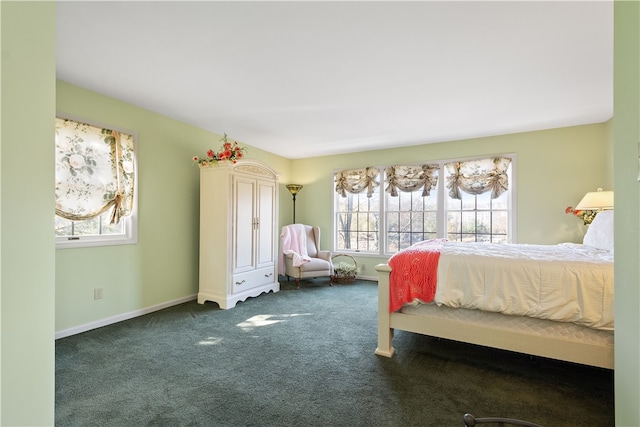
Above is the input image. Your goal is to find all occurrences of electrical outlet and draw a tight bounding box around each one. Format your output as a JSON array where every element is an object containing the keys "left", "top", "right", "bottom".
[{"left": 94, "top": 288, "right": 103, "bottom": 300}]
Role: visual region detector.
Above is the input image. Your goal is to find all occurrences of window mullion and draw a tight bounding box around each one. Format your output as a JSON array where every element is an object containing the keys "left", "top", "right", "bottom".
[{"left": 437, "top": 162, "right": 446, "bottom": 239}]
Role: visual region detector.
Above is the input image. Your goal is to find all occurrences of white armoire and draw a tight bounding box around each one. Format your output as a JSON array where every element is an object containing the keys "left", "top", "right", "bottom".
[{"left": 197, "top": 160, "right": 280, "bottom": 308}]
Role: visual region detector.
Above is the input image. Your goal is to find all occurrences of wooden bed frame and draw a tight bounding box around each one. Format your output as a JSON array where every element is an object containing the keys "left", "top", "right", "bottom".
[{"left": 374, "top": 264, "right": 614, "bottom": 369}]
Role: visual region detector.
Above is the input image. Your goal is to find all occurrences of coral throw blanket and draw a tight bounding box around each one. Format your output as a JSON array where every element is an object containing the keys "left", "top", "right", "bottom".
[{"left": 388, "top": 239, "right": 445, "bottom": 312}]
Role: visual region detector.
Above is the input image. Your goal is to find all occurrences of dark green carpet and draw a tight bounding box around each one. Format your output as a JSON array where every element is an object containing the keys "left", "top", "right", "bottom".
[{"left": 56, "top": 279, "right": 614, "bottom": 426}]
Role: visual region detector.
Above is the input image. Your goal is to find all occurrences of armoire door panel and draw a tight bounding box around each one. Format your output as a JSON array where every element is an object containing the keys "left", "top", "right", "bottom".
[
  {"left": 234, "top": 177, "right": 255, "bottom": 273},
  {"left": 256, "top": 180, "right": 276, "bottom": 268}
]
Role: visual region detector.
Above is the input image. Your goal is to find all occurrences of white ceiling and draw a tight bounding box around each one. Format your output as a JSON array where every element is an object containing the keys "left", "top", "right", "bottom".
[{"left": 56, "top": 1, "right": 613, "bottom": 160}]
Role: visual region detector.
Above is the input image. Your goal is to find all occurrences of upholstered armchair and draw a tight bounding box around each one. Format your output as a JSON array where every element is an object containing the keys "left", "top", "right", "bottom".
[{"left": 281, "top": 224, "right": 333, "bottom": 289}]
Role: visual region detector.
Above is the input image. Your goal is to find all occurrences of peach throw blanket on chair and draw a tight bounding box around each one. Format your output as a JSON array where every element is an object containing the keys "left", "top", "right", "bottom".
[
  {"left": 388, "top": 239, "right": 445, "bottom": 312},
  {"left": 280, "top": 224, "right": 311, "bottom": 275}
]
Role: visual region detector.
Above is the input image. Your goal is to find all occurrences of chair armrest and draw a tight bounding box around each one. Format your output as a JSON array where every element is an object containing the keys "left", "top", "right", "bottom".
[{"left": 317, "top": 250, "right": 332, "bottom": 261}]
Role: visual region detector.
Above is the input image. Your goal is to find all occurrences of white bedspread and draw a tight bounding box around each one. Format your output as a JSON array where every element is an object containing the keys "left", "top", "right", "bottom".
[{"left": 433, "top": 242, "right": 614, "bottom": 330}]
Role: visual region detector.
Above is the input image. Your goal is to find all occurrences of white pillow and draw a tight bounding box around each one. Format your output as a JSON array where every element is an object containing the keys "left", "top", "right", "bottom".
[{"left": 583, "top": 209, "right": 614, "bottom": 252}]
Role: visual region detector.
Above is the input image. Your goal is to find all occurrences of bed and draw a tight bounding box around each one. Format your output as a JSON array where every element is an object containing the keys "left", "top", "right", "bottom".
[{"left": 374, "top": 210, "right": 615, "bottom": 369}]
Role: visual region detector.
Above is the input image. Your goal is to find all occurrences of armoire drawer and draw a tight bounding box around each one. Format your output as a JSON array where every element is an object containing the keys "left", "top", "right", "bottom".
[{"left": 232, "top": 267, "right": 276, "bottom": 293}]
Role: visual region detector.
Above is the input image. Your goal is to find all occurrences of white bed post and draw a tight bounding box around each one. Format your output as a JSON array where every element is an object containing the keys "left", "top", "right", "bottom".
[{"left": 375, "top": 264, "right": 395, "bottom": 357}]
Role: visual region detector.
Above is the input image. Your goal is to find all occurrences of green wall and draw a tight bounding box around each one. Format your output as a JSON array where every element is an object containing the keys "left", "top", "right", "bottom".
[
  {"left": 293, "top": 123, "right": 611, "bottom": 278},
  {"left": 613, "top": 1, "right": 640, "bottom": 424},
  {"left": 1, "top": 2, "right": 56, "bottom": 425},
  {"left": 55, "top": 81, "right": 292, "bottom": 333}
]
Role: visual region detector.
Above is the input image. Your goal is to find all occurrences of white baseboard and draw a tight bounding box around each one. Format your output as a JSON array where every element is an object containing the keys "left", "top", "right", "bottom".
[
  {"left": 55, "top": 294, "right": 197, "bottom": 340},
  {"left": 356, "top": 274, "right": 378, "bottom": 282}
]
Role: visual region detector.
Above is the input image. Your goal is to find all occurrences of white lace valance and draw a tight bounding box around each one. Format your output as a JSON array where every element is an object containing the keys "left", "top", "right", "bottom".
[
  {"left": 445, "top": 157, "right": 511, "bottom": 200},
  {"left": 334, "top": 167, "right": 380, "bottom": 198},
  {"left": 385, "top": 164, "right": 439, "bottom": 197}
]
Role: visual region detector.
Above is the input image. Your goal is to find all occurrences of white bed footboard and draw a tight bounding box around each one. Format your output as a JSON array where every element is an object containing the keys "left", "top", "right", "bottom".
[{"left": 374, "top": 263, "right": 614, "bottom": 369}]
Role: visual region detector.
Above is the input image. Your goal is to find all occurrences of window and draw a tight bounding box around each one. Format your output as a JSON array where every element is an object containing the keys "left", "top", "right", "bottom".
[
  {"left": 444, "top": 157, "right": 511, "bottom": 243},
  {"left": 333, "top": 156, "right": 514, "bottom": 255},
  {"left": 336, "top": 186, "right": 381, "bottom": 252},
  {"left": 386, "top": 185, "right": 438, "bottom": 252},
  {"left": 335, "top": 167, "right": 380, "bottom": 252},
  {"left": 55, "top": 116, "right": 137, "bottom": 248},
  {"left": 446, "top": 189, "right": 509, "bottom": 243}
]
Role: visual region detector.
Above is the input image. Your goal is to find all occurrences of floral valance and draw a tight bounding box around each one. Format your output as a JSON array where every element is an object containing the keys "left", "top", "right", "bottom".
[
  {"left": 445, "top": 157, "right": 511, "bottom": 200},
  {"left": 55, "top": 118, "right": 136, "bottom": 224},
  {"left": 385, "top": 164, "right": 439, "bottom": 197},
  {"left": 334, "top": 167, "right": 380, "bottom": 198}
]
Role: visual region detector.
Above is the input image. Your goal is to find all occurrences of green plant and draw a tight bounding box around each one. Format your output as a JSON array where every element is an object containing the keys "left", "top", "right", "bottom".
[{"left": 334, "top": 261, "right": 357, "bottom": 277}]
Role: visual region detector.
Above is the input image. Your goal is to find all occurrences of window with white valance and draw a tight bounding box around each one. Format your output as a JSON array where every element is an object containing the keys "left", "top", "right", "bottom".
[{"left": 55, "top": 116, "right": 137, "bottom": 248}]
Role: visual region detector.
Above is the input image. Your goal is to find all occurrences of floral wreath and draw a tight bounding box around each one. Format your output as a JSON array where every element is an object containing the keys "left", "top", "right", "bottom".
[{"left": 192, "top": 133, "right": 247, "bottom": 167}]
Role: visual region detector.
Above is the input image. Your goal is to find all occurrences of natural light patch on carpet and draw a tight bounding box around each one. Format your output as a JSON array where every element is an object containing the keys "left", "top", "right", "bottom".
[
  {"left": 198, "top": 337, "right": 223, "bottom": 346},
  {"left": 236, "top": 313, "right": 311, "bottom": 331}
]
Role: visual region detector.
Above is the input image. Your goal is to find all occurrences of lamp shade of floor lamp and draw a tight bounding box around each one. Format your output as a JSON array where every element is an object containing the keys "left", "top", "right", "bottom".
[{"left": 286, "top": 184, "right": 303, "bottom": 223}]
